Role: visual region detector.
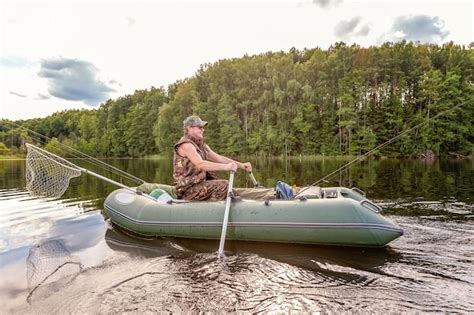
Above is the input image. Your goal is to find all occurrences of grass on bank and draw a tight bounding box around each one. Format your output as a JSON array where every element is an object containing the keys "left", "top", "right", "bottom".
[
  {"left": 142, "top": 154, "right": 358, "bottom": 161},
  {"left": 2, "top": 152, "right": 471, "bottom": 160}
]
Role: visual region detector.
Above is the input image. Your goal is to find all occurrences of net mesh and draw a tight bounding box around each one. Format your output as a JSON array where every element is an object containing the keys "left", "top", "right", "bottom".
[
  {"left": 26, "top": 239, "right": 83, "bottom": 303},
  {"left": 25, "top": 143, "right": 82, "bottom": 198}
]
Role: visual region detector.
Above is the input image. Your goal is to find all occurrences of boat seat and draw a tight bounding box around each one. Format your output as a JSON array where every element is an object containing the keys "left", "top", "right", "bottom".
[
  {"left": 234, "top": 187, "right": 276, "bottom": 200},
  {"left": 297, "top": 186, "right": 321, "bottom": 199}
]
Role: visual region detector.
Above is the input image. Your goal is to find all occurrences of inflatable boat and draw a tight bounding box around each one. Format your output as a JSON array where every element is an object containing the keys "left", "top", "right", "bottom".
[{"left": 103, "top": 185, "right": 403, "bottom": 247}]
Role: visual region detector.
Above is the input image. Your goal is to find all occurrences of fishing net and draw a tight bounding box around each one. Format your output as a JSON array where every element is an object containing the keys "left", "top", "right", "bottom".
[
  {"left": 25, "top": 143, "right": 82, "bottom": 198},
  {"left": 26, "top": 239, "right": 83, "bottom": 302}
]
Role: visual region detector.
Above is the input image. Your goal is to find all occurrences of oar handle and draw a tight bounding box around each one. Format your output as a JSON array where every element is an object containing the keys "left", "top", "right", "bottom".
[
  {"left": 217, "top": 171, "right": 235, "bottom": 258},
  {"left": 248, "top": 172, "right": 262, "bottom": 188}
]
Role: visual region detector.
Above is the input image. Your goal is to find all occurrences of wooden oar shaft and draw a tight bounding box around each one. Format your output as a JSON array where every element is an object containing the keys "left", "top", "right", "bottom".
[{"left": 218, "top": 171, "right": 235, "bottom": 258}]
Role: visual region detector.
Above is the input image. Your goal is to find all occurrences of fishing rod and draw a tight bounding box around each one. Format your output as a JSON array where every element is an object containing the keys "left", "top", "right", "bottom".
[
  {"left": 1, "top": 119, "right": 145, "bottom": 185},
  {"left": 294, "top": 102, "right": 466, "bottom": 198}
]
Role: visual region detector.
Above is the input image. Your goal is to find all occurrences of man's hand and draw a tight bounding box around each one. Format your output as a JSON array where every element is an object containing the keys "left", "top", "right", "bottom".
[
  {"left": 226, "top": 162, "right": 238, "bottom": 172},
  {"left": 240, "top": 162, "right": 252, "bottom": 172}
]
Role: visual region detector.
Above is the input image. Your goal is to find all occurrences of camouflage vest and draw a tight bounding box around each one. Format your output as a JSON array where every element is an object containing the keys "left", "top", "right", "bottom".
[{"left": 173, "top": 134, "right": 218, "bottom": 196}]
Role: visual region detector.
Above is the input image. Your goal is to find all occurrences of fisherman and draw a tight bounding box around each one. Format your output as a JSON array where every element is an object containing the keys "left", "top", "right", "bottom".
[{"left": 173, "top": 115, "right": 252, "bottom": 201}]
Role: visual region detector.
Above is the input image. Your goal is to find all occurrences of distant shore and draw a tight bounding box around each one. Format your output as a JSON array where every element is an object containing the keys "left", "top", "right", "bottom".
[{"left": 1, "top": 154, "right": 471, "bottom": 161}]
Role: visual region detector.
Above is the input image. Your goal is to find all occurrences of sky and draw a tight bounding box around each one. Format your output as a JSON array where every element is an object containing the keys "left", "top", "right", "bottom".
[{"left": 1, "top": 0, "right": 472, "bottom": 120}]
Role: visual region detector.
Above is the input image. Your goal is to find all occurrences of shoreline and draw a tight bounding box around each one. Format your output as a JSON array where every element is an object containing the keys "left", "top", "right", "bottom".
[{"left": 1, "top": 154, "right": 471, "bottom": 161}]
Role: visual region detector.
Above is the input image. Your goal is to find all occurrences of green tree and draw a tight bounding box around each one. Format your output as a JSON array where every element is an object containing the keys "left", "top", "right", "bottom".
[
  {"left": 217, "top": 95, "right": 243, "bottom": 155},
  {"left": 0, "top": 142, "right": 10, "bottom": 155},
  {"left": 7, "top": 42, "right": 472, "bottom": 158}
]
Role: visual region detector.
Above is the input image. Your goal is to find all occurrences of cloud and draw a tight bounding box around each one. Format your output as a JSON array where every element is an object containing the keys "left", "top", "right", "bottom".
[
  {"left": 381, "top": 15, "right": 449, "bottom": 44},
  {"left": 312, "top": 0, "right": 342, "bottom": 8},
  {"left": 334, "top": 17, "right": 371, "bottom": 40},
  {"left": 10, "top": 91, "right": 27, "bottom": 98},
  {"left": 108, "top": 79, "right": 122, "bottom": 87},
  {"left": 334, "top": 17, "right": 361, "bottom": 38},
  {"left": 125, "top": 17, "right": 136, "bottom": 27},
  {"left": 35, "top": 93, "right": 50, "bottom": 100},
  {"left": 355, "top": 24, "right": 371, "bottom": 37},
  {"left": 38, "top": 57, "right": 115, "bottom": 106}
]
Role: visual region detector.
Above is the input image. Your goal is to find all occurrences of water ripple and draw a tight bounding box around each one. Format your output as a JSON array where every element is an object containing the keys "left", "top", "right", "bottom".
[{"left": 2, "top": 187, "right": 473, "bottom": 313}]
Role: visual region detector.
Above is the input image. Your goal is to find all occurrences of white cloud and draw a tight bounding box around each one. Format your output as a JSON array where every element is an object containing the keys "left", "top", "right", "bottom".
[
  {"left": 35, "top": 93, "right": 51, "bottom": 100},
  {"left": 125, "top": 16, "right": 135, "bottom": 27},
  {"left": 380, "top": 15, "right": 450, "bottom": 44},
  {"left": 312, "top": 0, "right": 342, "bottom": 8},
  {"left": 334, "top": 16, "right": 371, "bottom": 40},
  {"left": 38, "top": 57, "right": 115, "bottom": 106},
  {"left": 334, "top": 16, "right": 361, "bottom": 37},
  {"left": 9, "top": 91, "right": 27, "bottom": 98},
  {"left": 0, "top": 0, "right": 472, "bottom": 120},
  {"left": 355, "top": 24, "right": 371, "bottom": 37}
]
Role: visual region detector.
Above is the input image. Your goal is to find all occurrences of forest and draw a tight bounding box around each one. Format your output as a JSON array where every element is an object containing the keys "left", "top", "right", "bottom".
[{"left": 1, "top": 41, "right": 473, "bottom": 158}]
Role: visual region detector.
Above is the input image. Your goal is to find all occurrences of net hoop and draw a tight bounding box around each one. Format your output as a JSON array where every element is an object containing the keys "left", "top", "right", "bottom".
[
  {"left": 25, "top": 143, "right": 82, "bottom": 173},
  {"left": 25, "top": 143, "right": 82, "bottom": 198}
]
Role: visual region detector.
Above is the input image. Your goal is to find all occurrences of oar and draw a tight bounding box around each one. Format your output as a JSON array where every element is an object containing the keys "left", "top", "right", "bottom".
[
  {"left": 217, "top": 171, "right": 235, "bottom": 258},
  {"left": 248, "top": 172, "right": 262, "bottom": 188}
]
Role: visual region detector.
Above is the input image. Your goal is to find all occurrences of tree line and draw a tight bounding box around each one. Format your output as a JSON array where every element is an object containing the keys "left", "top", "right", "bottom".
[{"left": 1, "top": 41, "right": 473, "bottom": 158}]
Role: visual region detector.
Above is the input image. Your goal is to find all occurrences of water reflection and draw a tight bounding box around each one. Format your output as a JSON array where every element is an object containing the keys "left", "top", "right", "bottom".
[
  {"left": 0, "top": 158, "right": 472, "bottom": 313},
  {"left": 14, "top": 220, "right": 469, "bottom": 313},
  {"left": 105, "top": 225, "right": 402, "bottom": 271},
  {"left": 100, "top": 220, "right": 473, "bottom": 312},
  {"left": 1, "top": 157, "right": 472, "bottom": 203}
]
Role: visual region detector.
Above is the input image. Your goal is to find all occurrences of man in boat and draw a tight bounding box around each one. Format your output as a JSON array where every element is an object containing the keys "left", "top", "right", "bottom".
[{"left": 173, "top": 115, "right": 252, "bottom": 201}]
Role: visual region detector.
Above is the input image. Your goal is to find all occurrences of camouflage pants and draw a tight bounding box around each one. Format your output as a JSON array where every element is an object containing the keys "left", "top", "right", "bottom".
[{"left": 179, "top": 180, "right": 235, "bottom": 202}]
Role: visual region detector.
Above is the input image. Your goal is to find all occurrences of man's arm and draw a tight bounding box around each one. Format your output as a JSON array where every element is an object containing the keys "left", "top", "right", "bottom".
[
  {"left": 178, "top": 143, "right": 237, "bottom": 172},
  {"left": 206, "top": 146, "right": 252, "bottom": 172}
]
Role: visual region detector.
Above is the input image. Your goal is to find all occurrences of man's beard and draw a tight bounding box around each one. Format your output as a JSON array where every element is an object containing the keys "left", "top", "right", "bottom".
[{"left": 186, "top": 132, "right": 204, "bottom": 147}]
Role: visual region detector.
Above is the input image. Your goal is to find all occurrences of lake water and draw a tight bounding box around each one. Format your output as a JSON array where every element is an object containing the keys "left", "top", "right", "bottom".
[{"left": 1, "top": 157, "right": 473, "bottom": 313}]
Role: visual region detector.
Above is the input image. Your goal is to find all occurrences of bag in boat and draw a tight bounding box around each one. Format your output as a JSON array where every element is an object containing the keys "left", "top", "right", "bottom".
[
  {"left": 275, "top": 181, "right": 295, "bottom": 200},
  {"left": 149, "top": 188, "right": 173, "bottom": 203}
]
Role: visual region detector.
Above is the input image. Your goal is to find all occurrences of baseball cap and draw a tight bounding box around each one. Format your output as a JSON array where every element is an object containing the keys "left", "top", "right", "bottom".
[{"left": 183, "top": 115, "right": 208, "bottom": 128}]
